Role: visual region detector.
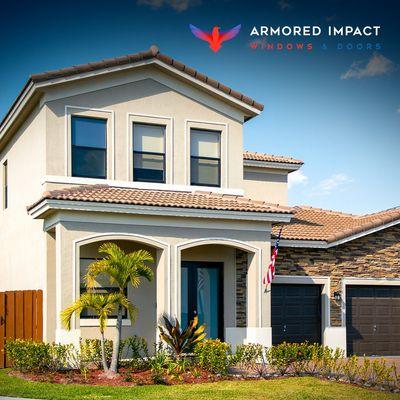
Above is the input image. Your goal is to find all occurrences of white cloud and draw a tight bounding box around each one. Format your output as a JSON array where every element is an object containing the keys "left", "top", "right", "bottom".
[
  {"left": 288, "top": 170, "right": 308, "bottom": 189},
  {"left": 137, "top": 0, "right": 200, "bottom": 11},
  {"left": 277, "top": 0, "right": 292, "bottom": 10},
  {"left": 310, "top": 173, "right": 353, "bottom": 196},
  {"left": 341, "top": 52, "right": 395, "bottom": 80}
]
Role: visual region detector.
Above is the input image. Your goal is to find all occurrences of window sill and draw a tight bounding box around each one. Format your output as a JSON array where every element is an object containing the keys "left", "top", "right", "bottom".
[{"left": 80, "top": 319, "right": 132, "bottom": 327}]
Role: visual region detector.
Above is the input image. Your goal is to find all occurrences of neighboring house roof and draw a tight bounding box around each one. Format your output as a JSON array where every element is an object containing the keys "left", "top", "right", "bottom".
[
  {"left": 28, "top": 184, "right": 292, "bottom": 215},
  {"left": 273, "top": 206, "right": 400, "bottom": 245},
  {"left": 243, "top": 151, "right": 303, "bottom": 165},
  {"left": 0, "top": 46, "right": 263, "bottom": 142}
]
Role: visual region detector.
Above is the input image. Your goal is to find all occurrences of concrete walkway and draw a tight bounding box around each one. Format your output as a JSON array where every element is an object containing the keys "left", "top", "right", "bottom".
[{"left": 1, "top": 397, "right": 39, "bottom": 400}]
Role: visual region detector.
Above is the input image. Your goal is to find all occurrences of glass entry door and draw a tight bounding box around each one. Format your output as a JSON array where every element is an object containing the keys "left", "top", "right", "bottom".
[{"left": 181, "top": 261, "right": 223, "bottom": 339}]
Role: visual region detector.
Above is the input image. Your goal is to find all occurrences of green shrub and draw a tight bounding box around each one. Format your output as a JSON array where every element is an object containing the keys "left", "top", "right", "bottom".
[
  {"left": 148, "top": 342, "right": 170, "bottom": 384},
  {"left": 266, "top": 342, "right": 298, "bottom": 375},
  {"left": 234, "top": 343, "right": 266, "bottom": 376},
  {"left": 79, "top": 338, "right": 113, "bottom": 367},
  {"left": 122, "top": 335, "right": 149, "bottom": 370},
  {"left": 5, "top": 340, "right": 71, "bottom": 373},
  {"left": 194, "top": 339, "right": 231, "bottom": 375}
]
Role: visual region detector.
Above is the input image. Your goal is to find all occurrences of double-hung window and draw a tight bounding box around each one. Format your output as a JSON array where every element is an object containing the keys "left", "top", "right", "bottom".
[
  {"left": 133, "top": 123, "right": 165, "bottom": 183},
  {"left": 190, "top": 129, "right": 221, "bottom": 187},
  {"left": 71, "top": 116, "right": 107, "bottom": 179},
  {"left": 3, "top": 161, "right": 8, "bottom": 209}
]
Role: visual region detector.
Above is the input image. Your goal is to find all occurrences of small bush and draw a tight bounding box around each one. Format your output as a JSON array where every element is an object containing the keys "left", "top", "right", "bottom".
[
  {"left": 234, "top": 343, "right": 266, "bottom": 376},
  {"left": 79, "top": 338, "right": 113, "bottom": 367},
  {"left": 194, "top": 339, "right": 231, "bottom": 375},
  {"left": 266, "top": 342, "right": 298, "bottom": 375},
  {"left": 148, "top": 342, "right": 170, "bottom": 384},
  {"left": 122, "top": 335, "right": 149, "bottom": 370},
  {"left": 5, "top": 340, "right": 71, "bottom": 373}
]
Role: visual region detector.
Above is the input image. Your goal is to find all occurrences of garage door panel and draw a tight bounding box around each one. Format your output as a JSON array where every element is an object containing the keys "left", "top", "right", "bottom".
[
  {"left": 272, "top": 284, "right": 322, "bottom": 345},
  {"left": 346, "top": 285, "right": 400, "bottom": 356}
]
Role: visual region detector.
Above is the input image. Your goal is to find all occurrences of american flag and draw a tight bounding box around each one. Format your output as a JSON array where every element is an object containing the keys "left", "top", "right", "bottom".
[{"left": 263, "top": 227, "right": 283, "bottom": 286}]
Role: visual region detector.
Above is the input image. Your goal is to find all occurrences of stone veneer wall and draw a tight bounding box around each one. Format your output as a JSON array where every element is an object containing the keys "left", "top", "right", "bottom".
[
  {"left": 277, "top": 225, "right": 400, "bottom": 326},
  {"left": 235, "top": 249, "right": 248, "bottom": 327}
]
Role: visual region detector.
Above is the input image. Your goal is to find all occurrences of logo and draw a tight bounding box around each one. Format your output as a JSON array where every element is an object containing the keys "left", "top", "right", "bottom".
[{"left": 189, "top": 24, "right": 241, "bottom": 53}]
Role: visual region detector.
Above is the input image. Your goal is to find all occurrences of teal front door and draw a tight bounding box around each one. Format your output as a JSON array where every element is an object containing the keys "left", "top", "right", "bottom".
[{"left": 181, "top": 261, "right": 223, "bottom": 339}]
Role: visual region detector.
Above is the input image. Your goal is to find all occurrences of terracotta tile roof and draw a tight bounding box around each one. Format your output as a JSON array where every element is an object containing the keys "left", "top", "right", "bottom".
[
  {"left": 29, "top": 45, "right": 263, "bottom": 110},
  {"left": 28, "top": 184, "right": 292, "bottom": 215},
  {"left": 243, "top": 151, "right": 303, "bottom": 165},
  {"left": 273, "top": 206, "right": 400, "bottom": 243}
]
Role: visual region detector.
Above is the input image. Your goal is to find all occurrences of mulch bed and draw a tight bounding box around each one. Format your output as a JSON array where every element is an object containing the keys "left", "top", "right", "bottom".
[{"left": 9, "top": 368, "right": 230, "bottom": 386}]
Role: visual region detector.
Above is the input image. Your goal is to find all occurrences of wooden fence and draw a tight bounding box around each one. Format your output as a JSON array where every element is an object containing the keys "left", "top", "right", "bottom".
[{"left": 0, "top": 290, "right": 43, "bottom": 368}]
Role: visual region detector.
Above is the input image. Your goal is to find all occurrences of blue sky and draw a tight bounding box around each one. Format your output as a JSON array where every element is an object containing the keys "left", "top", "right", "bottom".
[{"left": 0, "top": 0, "right": 399, "bottom": 214}]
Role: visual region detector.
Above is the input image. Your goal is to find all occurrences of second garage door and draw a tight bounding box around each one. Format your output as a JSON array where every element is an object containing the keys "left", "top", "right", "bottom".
[
  {"left": 346, "top": 285, "right": 400, "bottom": 356},
  {"left": 272, "top": 284, "right": 322, "bottom": 345}
]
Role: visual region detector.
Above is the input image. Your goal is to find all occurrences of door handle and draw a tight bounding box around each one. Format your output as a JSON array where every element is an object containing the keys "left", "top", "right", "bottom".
[
  {"left": 373, "top": 324, "right": 377, "bottom": 333},
  {"left": 283, "top": 324, "right": 287, "bottom": 333},
  {"left": 0, "top": 316, "right": 4, "bottom": 325}
]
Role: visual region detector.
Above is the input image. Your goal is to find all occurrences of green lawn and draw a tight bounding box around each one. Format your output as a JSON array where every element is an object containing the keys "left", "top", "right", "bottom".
[{"left": 0, "top": 369, "right": 398, "bottom": 400}]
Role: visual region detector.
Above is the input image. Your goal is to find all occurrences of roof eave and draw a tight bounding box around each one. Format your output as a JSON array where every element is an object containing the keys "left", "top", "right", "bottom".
[
  {"left": 0, "top": 57, "right": 262, "bottom": 144},
  {"left": 28, "top": 198, "right": 293, "bottom": 223},
  {"left": 243, "top": 159, "right": 303, "bottom": 171},
  {"left": 279, "top": 218, "right": 400, "bottom": 248}
]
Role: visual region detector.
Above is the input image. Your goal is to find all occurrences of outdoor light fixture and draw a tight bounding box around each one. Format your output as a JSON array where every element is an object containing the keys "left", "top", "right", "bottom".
[{"left": 333, "top": 292, "right": 342, "bottom": 301}]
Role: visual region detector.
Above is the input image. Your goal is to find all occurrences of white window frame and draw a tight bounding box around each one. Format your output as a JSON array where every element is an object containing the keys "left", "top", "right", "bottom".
[
  {"left": 127, "top": 113, "right": 173, "bottom": 184},
  {"left": 65, "top": 106, "right": 114, "bottom": 180},
  {"left": 185, "top": 119, "right": 228, "bottom": 188}
]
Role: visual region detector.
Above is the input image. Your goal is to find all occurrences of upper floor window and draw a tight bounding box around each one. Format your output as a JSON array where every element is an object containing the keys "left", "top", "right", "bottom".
[
  {"left": 190, "top": 129, "right": 221, "bottom": 187},
  {"left": 133, "top": 123, "right": 165, "bottom": 183},
  {"left": 3, "top": 161, "right": 8, "bottom": 209},
  {"left": 72, "top": 116, "right": 107, "bottom": 179}
]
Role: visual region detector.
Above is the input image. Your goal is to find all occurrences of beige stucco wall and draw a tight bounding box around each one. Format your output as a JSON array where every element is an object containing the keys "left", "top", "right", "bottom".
[
  {"left": 43, "top": 66, "right": 246, "bottom": 190},
  {"left": 0, "top": 63, "right": 281, "bottom": 346},
  {"left": 243, "top": 166, "right": 288, "bottom": 204},
  {"left": 0, "top": 104, "right": 47, "bottom": 292},
  {"left": 50, "top": 214, "right": 271, "bottom": 346}
]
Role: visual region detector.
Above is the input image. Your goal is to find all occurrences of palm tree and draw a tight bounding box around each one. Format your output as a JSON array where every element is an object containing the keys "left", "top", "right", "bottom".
[
  {"left": 85, "top": 242, "right": 154, "bottom": 373},
  {"left": 60, "top": 292, "right": 136, "bottom": 372}
]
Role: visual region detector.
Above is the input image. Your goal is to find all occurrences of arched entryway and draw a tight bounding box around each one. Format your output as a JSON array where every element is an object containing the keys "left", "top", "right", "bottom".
[
  {"left": 73, "top": 233, "right": 169, "bottom": 345},
  {"left": 176, "top": 238, "right": 261, "bottom": 340}
]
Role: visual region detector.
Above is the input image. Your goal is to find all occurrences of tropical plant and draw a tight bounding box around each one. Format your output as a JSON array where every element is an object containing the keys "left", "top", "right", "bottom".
[
  {"left": 84, "top": 242, "right": 154, "bottom": 373},
  {"left": 60, "top": 292, "right": 136, "bottom": 373},
  {"left": 158, "top": 315, "right": 206, "bottom": 355}
]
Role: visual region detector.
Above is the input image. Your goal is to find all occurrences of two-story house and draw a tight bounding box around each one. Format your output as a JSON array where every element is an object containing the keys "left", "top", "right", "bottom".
[{"left": 1, "top": 46, "right": 399, "bottom": 357}]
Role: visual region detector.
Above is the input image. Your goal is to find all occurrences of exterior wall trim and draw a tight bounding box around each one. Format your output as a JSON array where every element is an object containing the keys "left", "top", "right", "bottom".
[
  {"left": 175, "top": 238, "right": 263, "bottom": 327},
  {"left": 72, "top": 232, "right": 171, "bottom": 329},
  {"left": 65, "top": 105, "right": 115, "bottom": 180},
  {"left": 273, "top": 275, "right": 331, "bottom": 341},
  {"left": 184, "top": 119, "right": 229, "bottom": 188},
  {"left": 126, "top": 112, "right": 174, "bottom": 184}
]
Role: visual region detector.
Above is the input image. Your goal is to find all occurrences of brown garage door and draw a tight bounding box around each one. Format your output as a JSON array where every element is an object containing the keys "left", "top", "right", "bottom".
[
  {"left": 346, "top": 285, "right": 400, "bottom": 356},
  {"left": 272, "top": 284, "right": 322, "bottom": 345}
]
